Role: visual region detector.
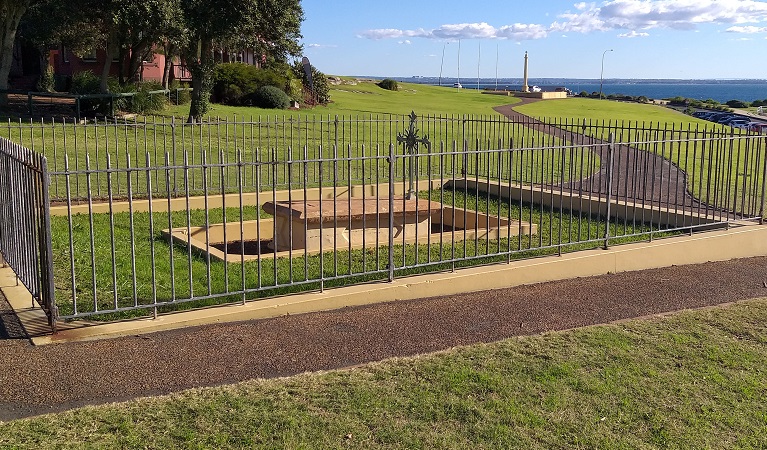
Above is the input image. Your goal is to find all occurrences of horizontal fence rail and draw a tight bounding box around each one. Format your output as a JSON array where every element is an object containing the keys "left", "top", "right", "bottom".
[
  {"left": 1, "top": 114, "right": 766, "bottom": 330},
  {"left": 0, "top": 137, "right": 57, "bottom": 328}
]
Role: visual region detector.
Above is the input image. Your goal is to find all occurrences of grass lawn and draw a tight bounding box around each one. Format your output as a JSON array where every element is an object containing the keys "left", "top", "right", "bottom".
[
  {"left": 513, "top": 97, "right": 707, "bottom": 125},
  {"left": 161, "top": 79, "right": 522, "bottom": 119},
  {"left": 2, "top": 297, "right": 765, "bottom": 448},
  {"left": 52, "top": 189, "right": 663, "bottom": 319},
  {"left": 515, "top": 98, "right": 767, "bottom": 212},
  {"left": 3, "top": 80, "right": 562, "bottom": 200}
]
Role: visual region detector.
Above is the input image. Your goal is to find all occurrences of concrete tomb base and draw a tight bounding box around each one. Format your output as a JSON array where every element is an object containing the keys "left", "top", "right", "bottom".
[{"left": 164, "top": 198, "right": 536, "bottom": 262}]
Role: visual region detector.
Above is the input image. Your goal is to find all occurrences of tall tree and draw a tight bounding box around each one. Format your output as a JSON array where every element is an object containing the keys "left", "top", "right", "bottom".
[
  {"left": 181, "top": 0, "right": 303, "bottom": 122},
  {"left": 0, "top": 0, "right": 34, "bottom": 105}
]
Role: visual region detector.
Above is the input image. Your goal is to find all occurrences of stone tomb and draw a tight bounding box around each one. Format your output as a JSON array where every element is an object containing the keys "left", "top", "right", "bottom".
[
  {"left": 164, "top": 197, "right": 537, "bottom": 262},
  {"left": 262, "top": 198, "right": 440, "bottom": 252}
]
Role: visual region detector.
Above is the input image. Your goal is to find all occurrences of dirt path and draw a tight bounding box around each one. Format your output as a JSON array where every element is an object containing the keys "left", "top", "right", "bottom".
[{"left": 2, "top": 257, "right": 767, "bottom": 421}]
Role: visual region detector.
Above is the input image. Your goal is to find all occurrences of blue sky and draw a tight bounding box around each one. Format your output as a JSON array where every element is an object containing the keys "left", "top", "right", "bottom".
[{"left": 300, "top": 0, "right": 767, "bottom": 79}]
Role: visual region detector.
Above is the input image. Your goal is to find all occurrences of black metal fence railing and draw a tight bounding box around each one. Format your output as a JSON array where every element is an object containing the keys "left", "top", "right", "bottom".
[
  {"left": 1, "top": 114, "right": 766, "bottom": 332},
  {"left": 0, "top": 137, "right": 57, "bottom": 329},
  {"left": 0, "top": 89, "right": 193, "bottom": 120}
]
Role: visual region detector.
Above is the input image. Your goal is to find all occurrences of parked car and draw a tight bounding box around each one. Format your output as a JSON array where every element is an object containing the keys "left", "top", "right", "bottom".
[{"left": 724, "top": 119, "right": 750, "bottom": 128}]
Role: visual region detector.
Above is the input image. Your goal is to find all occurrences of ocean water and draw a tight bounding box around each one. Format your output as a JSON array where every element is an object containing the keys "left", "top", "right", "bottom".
[{"left": 389, "top": 77, "right": 767, "bottom": 103}]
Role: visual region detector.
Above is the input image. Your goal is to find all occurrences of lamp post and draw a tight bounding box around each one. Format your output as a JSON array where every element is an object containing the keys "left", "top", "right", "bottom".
[{"left": 599, "top": 49, "right": 613, "bottom": 99}]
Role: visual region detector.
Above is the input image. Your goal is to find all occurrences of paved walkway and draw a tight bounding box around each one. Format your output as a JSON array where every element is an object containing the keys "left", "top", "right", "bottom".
[
  {"left": 2, "top": 256, "right": 767, "bottom": 421},
  {"left": 494, "top": 100, "right": 744, "bottom": 220}
]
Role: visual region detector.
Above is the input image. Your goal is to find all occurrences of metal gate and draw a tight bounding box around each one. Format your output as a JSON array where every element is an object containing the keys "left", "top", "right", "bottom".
[{"left": 0, "top": 137, "right": 57, "bottom": 330}]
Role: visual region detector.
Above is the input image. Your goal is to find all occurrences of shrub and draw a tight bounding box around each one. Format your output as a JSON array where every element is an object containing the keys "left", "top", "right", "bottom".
[
  {"left": 246, "top": 85, "right": 290, "bottom": 109},
  {"left": 125, "top": 81, "right": 167, "bottom": 114},
  {"left": 378, "top": 78, "right": 399, "bottom": 91},
  {"left": 69, "top": 71, "right": 101, "bottom": 94},
  {"left": 212, "top": 63, "right": 289, "bottom": 105},
  {"left": 578, "top": 91, "right": 589, "bottom": 97},
  {"left": 169, "top": 79, "right": 191, "bottom": 105},
  {"left": 69, "top": 71, "right": 108, "bottom": 114},
  {"left": 726, "top": 99, "right": 749, "bottom": 108}
]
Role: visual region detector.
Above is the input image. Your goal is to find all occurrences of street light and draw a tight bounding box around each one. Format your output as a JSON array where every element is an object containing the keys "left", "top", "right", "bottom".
[{"left": 599, "top": 49, "right": 613, "bottom": 99}]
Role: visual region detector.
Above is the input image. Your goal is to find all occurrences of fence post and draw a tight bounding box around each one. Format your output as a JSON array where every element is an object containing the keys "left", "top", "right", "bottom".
[
  {"left": 39, "top": 156, "right": 57, "bottom": 332},
  {"left": 603, "top": 132, "right": 615, "bottom": 250},
  {"left": 760, "top": 136, "right": 767, "bottom": 224},
  {"left": 76, "top": 96, "right": 81, "bottom": 121},
  {"left": 334, "top": 115, "right": 339, "bottom": 152},
  {"left": 27, "top": 93, "right": 33, "bottom": 116},
  {"left": 171, "top": 116, "right": 178, "bottom": 196},
  {"left": 461, "top": 116, "right": 468, "bottom": 177},
  {"left": 388, "top": 142, "right": 395, "bottom": 282}
]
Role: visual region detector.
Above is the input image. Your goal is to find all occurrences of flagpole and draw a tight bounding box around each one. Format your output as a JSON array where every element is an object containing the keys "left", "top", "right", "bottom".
[
  {"left": 477, "top": 41, "right": 481, "bottom": 91},
  {"left": 495, "top": 44, "right": 499, "bottom": 90}
]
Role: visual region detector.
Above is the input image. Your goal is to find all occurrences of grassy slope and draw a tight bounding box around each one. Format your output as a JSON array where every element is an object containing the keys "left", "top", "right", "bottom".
[
  {"left": 513, "top": 97, "right": 709, "bottom": 125},
  {"left": 516, "top": 98, "right": 765, "bottom": 211},
  {"left": 2, "top": 299, "right": 766, "bottom": 448},
  {"left": 162, "top": 80, "right": 522, "bottom": 119}
]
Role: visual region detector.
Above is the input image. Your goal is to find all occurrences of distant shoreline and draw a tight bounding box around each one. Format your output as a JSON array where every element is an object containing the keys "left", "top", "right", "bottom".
[
  {"left": 348, "top": 76, "right": 767, "bottom": 103},
  {"left": 359, "top": 76, "right": 767, "bottom": 85}
]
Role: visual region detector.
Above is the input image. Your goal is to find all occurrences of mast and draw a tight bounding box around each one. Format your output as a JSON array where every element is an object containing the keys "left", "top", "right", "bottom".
[
  {"left": 457, "top": 39, "right": 461, "bottom": 87},
  {"left": 495, "top": 44, "right": 499, "bottom": 90},
  {"left": 477, "top": 41, "right": 481, "bottom": 91}
]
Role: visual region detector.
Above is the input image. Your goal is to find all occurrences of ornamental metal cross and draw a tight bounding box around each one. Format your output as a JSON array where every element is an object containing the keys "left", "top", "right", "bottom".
[{"left": 396, "top": 111, "right": 430, "bottom": 199}]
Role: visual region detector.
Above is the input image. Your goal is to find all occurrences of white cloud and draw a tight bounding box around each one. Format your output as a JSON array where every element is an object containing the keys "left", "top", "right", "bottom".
[
  {"left": 307, "top": 43, "right": 337, "bottom": 49},
  {"left": 618, "top": 30, "right": 650, "bottom": 38},
  {"left": 357, "top": 28, "right": 430, "bottom": 40},
  {"left": 398, "top": 40, "right": 412, "bottom": 45},
  {"left": 361, "top": 22, "right": 551, "bottom": 41},
  {"left": 596, "top": 0, "right": 767, "bottom": 31},
  {"left": 726, "top": 25, "right": 767, "bottom": 33},
  {"left": 359, "top": 1, "right": 767, "bottom": 42},
  {"left": 497, "top": 23, "right": 550, "bottom": 40},
  {"left": 431, "top": 22, "right": 499, "bottom": 39}
]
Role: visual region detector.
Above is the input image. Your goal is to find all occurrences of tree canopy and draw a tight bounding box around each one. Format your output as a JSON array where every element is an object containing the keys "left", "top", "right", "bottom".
[
  {"left": 181, "top": 0, "right": 304, "bottom": 121},
  {"left": 2, "top": 0, "right": 304, "bottom": 116}
]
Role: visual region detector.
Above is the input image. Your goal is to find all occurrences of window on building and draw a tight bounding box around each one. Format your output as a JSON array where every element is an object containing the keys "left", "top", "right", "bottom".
[{"left": 82, "top": 48, "right": 97, "bottom": 61}]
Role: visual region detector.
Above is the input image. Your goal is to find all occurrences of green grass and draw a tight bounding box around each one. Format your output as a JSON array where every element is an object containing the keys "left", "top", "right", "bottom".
[
  {"left": 51, "top": 189, "right": 668, "bottom": 319},
  {"left": 3, "top": 81, "right": 574, "bottom": 200},
  {"left": 162, "top": 79, "right": 522, "bottom": 119},
  {"left": 515, "top": 98, "right": 767, "bottom": 213},
  {"left": 514, "top": 98, "right": 706, "bottom": 125},
  {"left": 2, "top": 297, "right": 766, "bottom": 448}
]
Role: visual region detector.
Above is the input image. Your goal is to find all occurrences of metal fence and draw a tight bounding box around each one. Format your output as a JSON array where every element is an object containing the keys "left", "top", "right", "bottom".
[
  {"left": 1, "top": 114, "right": 766, "bottom": 331},
  {"left": 1, "top": 89, "right": 194, "bottom": 120},
  {"left": 0, "top": 137, "right": 57, "bottom": 329}
]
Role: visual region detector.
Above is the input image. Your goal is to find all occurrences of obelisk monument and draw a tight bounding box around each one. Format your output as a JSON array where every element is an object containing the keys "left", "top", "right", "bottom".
[{"left": 522, "top": 51, "right": 529, "bottom": 93}]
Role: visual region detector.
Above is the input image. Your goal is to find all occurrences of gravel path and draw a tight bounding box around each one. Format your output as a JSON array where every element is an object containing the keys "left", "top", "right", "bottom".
[{"left": 2, "top": 256, "right": 767, "bottom": 422}]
